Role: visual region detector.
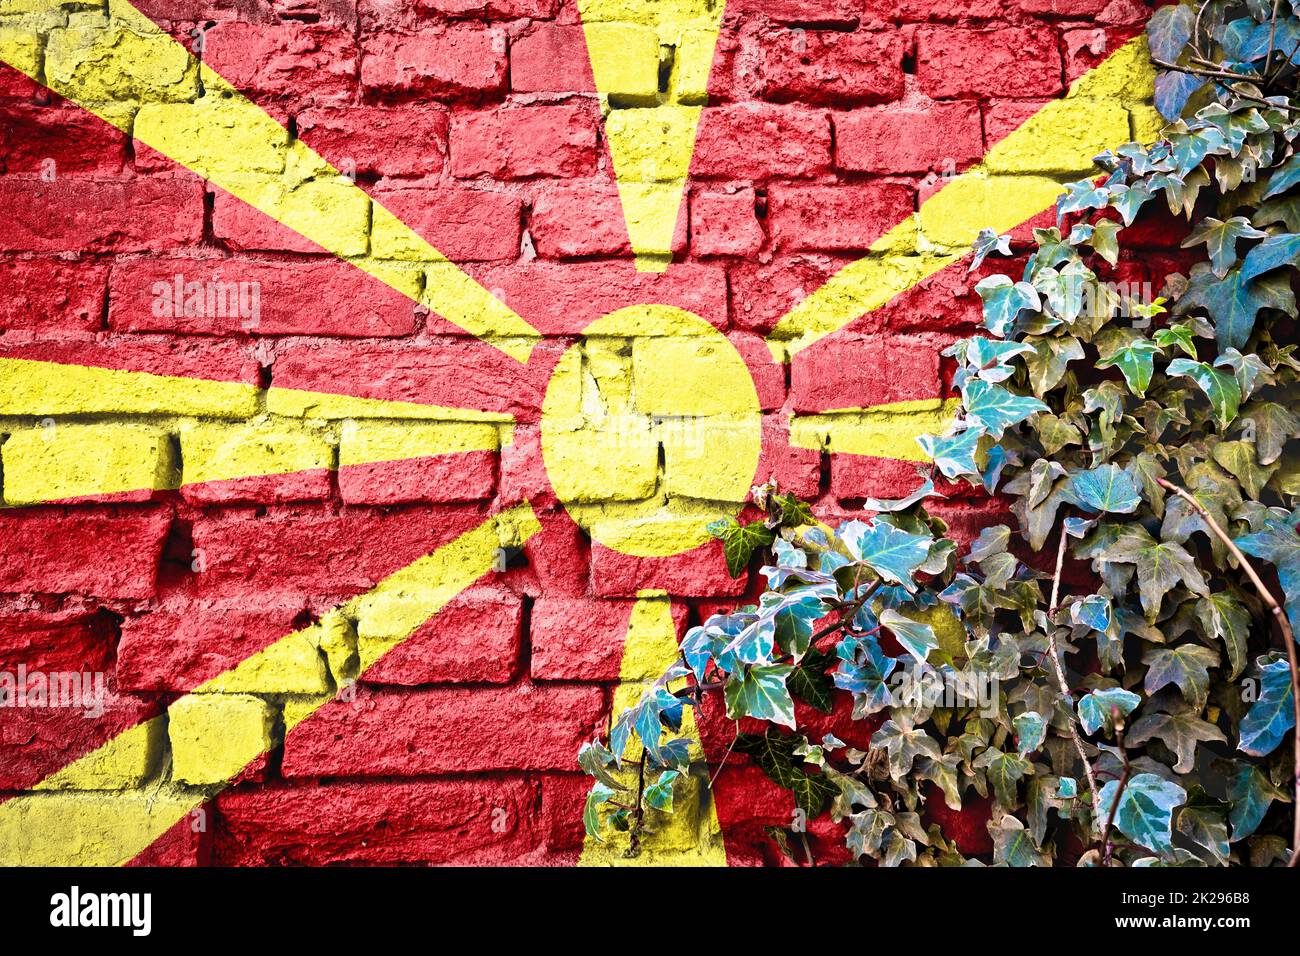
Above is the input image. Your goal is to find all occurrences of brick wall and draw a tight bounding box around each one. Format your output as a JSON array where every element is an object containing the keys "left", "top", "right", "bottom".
[{"left": 0, "top": 0, "right": 1173, "bottom": 865}]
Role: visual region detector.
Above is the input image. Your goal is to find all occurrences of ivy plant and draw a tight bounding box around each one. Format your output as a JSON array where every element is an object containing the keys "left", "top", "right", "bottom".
[{"left": 578, "top": 0, "right": 1300, "bottom": 867}]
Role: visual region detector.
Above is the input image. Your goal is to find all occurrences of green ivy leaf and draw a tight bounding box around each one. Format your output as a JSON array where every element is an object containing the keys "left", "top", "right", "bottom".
[
  {"left": 962, "top": 379, "right": 1050, "bottom": 439},
  {"left": 1235, "top": 507, "right": 1300, "bottom": 632},
  {"left": 1126, "top": 706, "right": 1227, "bottom": 773},
  {"left": 1142, "top": 643, "right": 1220, "bottom": 710},
  {"left": 1097, "top": 339, "right": 1160, "bottom": 396},
  {"left": 879, "top": 609, "right": 938, "bottom": 664},
  {"left": 725, "top": 664, "right": 797, "bottom": 728},
  {"left": 1101, "top": 525, "right": 1211, "bottom": 621},
  {"left": 1062, "top": 463, "right": 1143, "bottom": 514},
  {"left": 975, "top": 275, "right": 1041, "bottom": 337},
  {"left": 1153, "top": 322, "right": 1198, "bottom": 358},
  {"left": 1180, "top": 215, "right": 1266, "bottom": 277},
  {"left": 1239, "top": 656, "right": 1296, "bottom": 757},
  {"left": 841, "top": 520, "right": 934, "bottom": 590},
  {"left": 1225, "top": 763, "right": 1288, "bottom": 841},
  {"left": 735, "top": 730, "right": 838, "bottom": 817},
  {"left": 583, "top": 782, "right": 616, "bottom": 841},
  {"left": 707, "top": 517, "right": 776, "bottom": 578},
  {"left": 1239, "top": 232, "right": 1300, "bottom": 284},
  {"left": 1195, "top": 592, "right": 1252, "bottom": 681},
  {"left": 643, "top": 770, "right": 680, "bottom": 812},
  {"left": 1181, "top": 267, "right": 1297, "bottom": 351},
  {"left": 1077, "top": 687, "right": 1141, "bottom": 736},
  {"left": 917, "top": 427, "right": 983, "bottom": 480},
  {"left": 870, "top": 719, "right": 942, "bottom": 777},
  {"left": 1098, "top": 773, "right": 1187, "bottom": 854},
  {"left": 1014, "top": 711, "right": 1048, "bottom": 757},
  {"left": 787, "top": 646, "right": 834, "bottom": 714}
]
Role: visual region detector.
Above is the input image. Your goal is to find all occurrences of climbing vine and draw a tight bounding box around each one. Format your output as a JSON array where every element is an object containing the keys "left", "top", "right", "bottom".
[{"left": 579, "top": 0, "right": 1300, "bottom": 866}]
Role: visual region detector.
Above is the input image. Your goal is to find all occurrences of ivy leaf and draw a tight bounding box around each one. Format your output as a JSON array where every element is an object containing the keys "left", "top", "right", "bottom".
[
  {"left": 1153, "top": 322, "right": 1198, "bottom": 358},
  {"left": 1239, "top": 657, "right": 1296, "bottom": 757},
  {"left": 1239, "top": 232, "right": 1300, "bottom": 284},
  {"left": 989, "top": 813, "right": 1048, "bottom": 866},
  {"left": 841, "top": 520, "right": 934, "bottom": 590},
  {"left": 787, "top": 646, "right": 834, "bottom": 714},
  {"left": 1262, "top": 153, "right": 1300, "bottom": 199},
  {"left": 707, "top": 518, "right": 776, "bottom": 578},
  {"left": 916, "top": 427, "right": 982, "bottom": 480},
  {"left": 735, "top": 730, "right": 838, "bottom": 817},
  {"left": 1023, "top": 335, "right": 1085, "bottom": 395},
  {"left": 1235, "top": 506, "right": 1300, "bottom": 632},
  {"left": 870, "top": 719, "right": 942, "bottom": 777},
  {"left": 1077, "top": 687, "right": 1141, "bottom": 736},
  {"left": 1142, "top": 644, "right": 1220, "bottom": 710},
  {"left": 1126, "top": 707, "right": 1227, "bottom": 773},
  {"left": 578, "top": 740, "right": 626, "bottom": 789},
  {"left": 1088, "top": 218, "right": 1122, "bottom": 265},
  {"left": 643, "top": 770, "right": 679, "bottom": 812},
  {"left": 1181, "top": 267, "right": 1297, "bottom": 351},
  {"left": 1212, "top": 439, "right": 1278, "bottom": 498},
  {"left": 724, "top": 664, "right": 796, "bottom": 728},
  {"left": 962, "top": 379, "right": 1049, "bottom": 439},
  {"left": 1146, "top": 2, "right": 1195, "bottom": 61},
  {"left": 1097, "top": 338, "right": 1160, "bottom": 396},
  {"left": 583, "top": 782, "right": 616, "bottom": 841},
  {"left": 1097, "top": 773, "right": 1187, "bottom": 854},
  {"left": 1225, "top": 763, "right": 1288, "bottom": 841},
  {"left": 833, "top": 634, "right": 897, "bottom": 716},
  {"left": 1240, "top": 402, "right": 1300, "bottom": 465},
  {"left": 1180, "top": 216, "right": 1266, "bottom": 277},
  {"left": 975, "top": 275, "right": 1041, "bottom": 337},
  {"left": 875, "top": 609, "right": 936, "bottom": 665},
  {"left": 1165, "top": 358, "right": 1242, "bottom": 428},
  {"left": 974, "top": 747, "right": 1032, "bottom": 807},
  {"left": 1072, "top": 593, "right": 1113, "bottom": 633},
  {"left": 969, "top": 228, "right": 1012, "bottom": 272},
  {"left": 1102, "top": 525, "right": 1210, "bottom": 620},
  {"left": 1177, "top": 794, "right": 1230, "bottom": 865},
  {"left": 1195, "top": 592, "right": 1251, "bottom": 681},
  {"left": 1014, "top": 711, "right": 1047, "bottom": 757},
  {"left": 1062, "top": 463, "right": 1142, "bottom": 514}
]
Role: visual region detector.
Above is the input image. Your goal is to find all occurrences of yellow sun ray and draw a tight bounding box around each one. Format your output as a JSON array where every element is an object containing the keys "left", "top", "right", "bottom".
[
  {"left": 578, "top": 0, "right": 725, "bottom": 271},
  {"left": 0, "top": 358, "right": 512, "bottom": 505},
  {"left": 789, "top": 398, "right": 963, "bottom": 462},
  {"left": 0, "top": 0, "right": 540, "bottom": 362},
  {"left": 0, "top": 503, "right": 542, "bottom": 866},
  {"left": 578, "top": 591, "right": 727, "bottom": 866},
  {"left": 766, "top": 35, "right": 1157, "bottom": 361}
]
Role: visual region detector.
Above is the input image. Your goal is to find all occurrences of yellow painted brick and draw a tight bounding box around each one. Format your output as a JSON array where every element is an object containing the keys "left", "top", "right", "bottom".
[
  {"left": 196, "top": 628, "right": 331, "bottom": 695},
  {"left": 237, "top": 174, "right": 370, "bottom": 258},
  {"left": 0, "top": 25, "right": 42, "bottom": 78},
  {"left": 180, "top": 419, "right": 332, "bottom": 487},
  {"left": 168, "top": 693, "right": 273, "bottom": 786},
  {"left": 671, "top": 29, "right": 714, "bottom": 103},
  {"left": 0, "top": 789, "right": 200, "bottom": 866},
  {"left": 0, "top": 358, "right": 259, "bottom": 418},
  {"left": 606, "top": 106, "right": 697, "bottom": 181},
  {"left": 985, "top": 101, "right": 1130, "bottom": 175},
  {"left": 789, "top": 398, "right": 960, "bottom": 462},
  {"left": 44, "top": 11, "right": 196, "bottom": 105},
  {"left": 917, "top": 174, "right": 1065, "bottom": 249},
  {"left": 578, "top": 0, "right": 716, "bottom": 26},
  {"left": 1069, "top": 34, "right": 1155, "bottom": 102},
  {"left": 583, "top": 22, "right": 660, "bottom": 99},
  {"left": 339, "top": 419, "right": 499, "bottom": 467},
  {"left": 633, "top": 335, "right": 757, "bottom": 416},
  {"left": 134, "top": 97, "right": 289, "bottom": 175},
  {"left": 36, "top": 719, "right": 164, "bottom": 791},
  {"left": 541, "top": 424, "right": 658, "bottom": 502},
  {"left": 1130, "top": 105, "right": 1166, "bottom": 145},
  {"left": 2, "top": 423, "right": 177, "bottom": 505}
]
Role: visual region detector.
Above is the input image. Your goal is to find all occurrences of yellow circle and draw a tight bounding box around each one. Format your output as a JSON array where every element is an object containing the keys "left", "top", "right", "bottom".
[{"left": 540, "top": 305, "right": 762, "bottom": 557}]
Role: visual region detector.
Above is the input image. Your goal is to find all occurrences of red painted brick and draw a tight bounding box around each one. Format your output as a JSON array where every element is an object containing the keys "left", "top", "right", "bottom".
[
  {"left": 180, "top": 470, "right": 334, "bottom": 507},
  {"left": 108, "top": 257, "right": 418, "bottom": 337},
  {"left": 530, "top": 598, "right": 645, "bottom": 681},
  {"left": 373, "top": 182, "right": 522, "bottom": 261},
  {"left": 451, "top": 104, "right": 600, "bottom": 179},
  {"left": 115, "top": 601, "right": 306, "bottom": 692},
  {"left": 767, "top": 183, "right": 913, "bottom": 252},
  {"left": 692, "top": 104, "right": 831, "bottom": 179},
  {"left": 750, "top": 29, "right": 906, "bottom": 106},
  {"left": 831, "top": 455, "right": 929, "bottom": 501},
  {"left": 730, "top": 334, "right": 786, "bottom": 410},
  {"left": 281, "top": 684, "right": 604, "bottom": 775},
  {"left": 189, "top": 506, "right": 490, "bottom": 600},
  {"left": 691, "top": 188, "right": 765, "bottom": 257},
  {"left": 0, "top": 61, "right": 44, "bottom": 101},
  {"left": 1019, "top": 0, "right": 1108, "bottom": 16},
  {"left": 591, "top": 540, "right": 747, "bottom": 598},
  {"left": 916, "top": 27, "right": 1064, "bottom": 99},
  {"left": 538, "top": 773, "right": 588, "bottom": 862},
  {"left": 0, "top": 258, "right": 107, "bottom": 332},
  {"left": 0, "top": 609, "right": 115, "bottom": 678},
  {"left": 836, "top": 102, "right": 984, "bottom": 174},
  {"left": 474, "top": 260, "right": 729, "bottom": 335},
  {"left": 510, "top": 24, "right": 594, "bottom": 94},
  {"left": 361, "top": 27, "right": 507, "bottom": 100},
  {"left": 418, "top": 0, "right": 559, "bottom": 16},
  {"left": 791, "top": 333, "right": 941, "bottom": 412},
  {"left": 0, "top": 105, "right": 126, "bottom": 175},
  {"left": 360, "top": 587, "right": 522, "bottom": 685},
  {"left": 0, "top": 177, "right": 203, "bottom": 253},
  {"left": 531, "top": 181, "right": 688, "bottom": 259},
  {"left": 296, "top": 105, "right": 449, "bottom": 178},
  {"left": 339, "top": 451, "right": 497, "bottom": 505},
  {"left": 501, "top": 509, "right": 592, "bottom": 599},
  {"left": 755, "top": 415, "right": 822, "bottom": 499},
  {"left": 211, "top": 192, "right": 336, "bottom": 255},
  {"left": 727, "top": 252, "right": 859, "bottom": 335},
  {"left": 214, "top": 779, "right": 547, "bottom": 865},
  {"left": 0, "top": 507, "right": 172, "bottom": 599},
  {"left": 0, "top": 334, "right": 261, "bottom": 385},
  {"left": 202, "top": 21, "right": 358, "bottom": 104},
  {"left": 270, "top": 338, "right": 542, "bottom": 418}
]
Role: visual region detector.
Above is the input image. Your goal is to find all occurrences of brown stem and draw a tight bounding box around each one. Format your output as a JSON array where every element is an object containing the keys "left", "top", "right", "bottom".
[
  {"left": 1100, "top": 725, "right": 1131, "bottom": 867},
  {"left": 1045, "top": 526, "right": 1106, "bottom": 832},
  {"left": 629, "top": 751, "right": 647, "bottom": 857},
  {"left": 1156, "top": 477, "right": 1300, "bottom": 867}
]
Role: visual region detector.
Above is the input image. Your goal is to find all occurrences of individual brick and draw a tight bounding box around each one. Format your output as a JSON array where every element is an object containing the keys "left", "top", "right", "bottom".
[
  {"left": 169, "top": 693, "right": 275, "bottom": 786},
  {"left": 179, "top": 420, "right": 333, "bottom": 505},
  {"left": 361, "top": 27, "right": 508, "bottom": 99},
  {"left": 295, "top": 105, "right": 450, "bottom": 179},
  {"left": 450, "top": 104, "right": 600, "bottom": 179},
  {"left": 750, "top": 28, "right": 906, "bottom": 106},
  {"left": 690, "top": 188, "right": 765, "bottom": 257},
  {"left": 791, "top": 333, "right": 942, "bottom": 412},
  {"left": 767, "top": 183, "right": 914, "bottom": 252},
  {"left": 0, "top": 259, "right": 107, "bottom": 332},
  {"left": 0, "top": 177, "right": 204, "bottom": 253},
  {"left": 202, "top": 21, "right": 358, "bottom": 104},
  {"left": 916, "top": 27, "right": 1064, "bottom": 99},
  {"left": 0, "top": 104, "right": 126, "bottom": 174},
  {"left": 692, "top": 103, "right": 832, "bottom": 179},
  {"left": 1, "top": 423, "right": 176, "bottom": 506},
  {"left": 337, "top": 420, "right": 499, "bottom": 505},
  {"left": 371, "top": 183, "right": 522, "bottom": 261},
  {"left": 835, "top": 102, "right": 983, "bottom": 174},
  {"left": 509, "top": 24, "right": 596, "bottom": 94}
]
